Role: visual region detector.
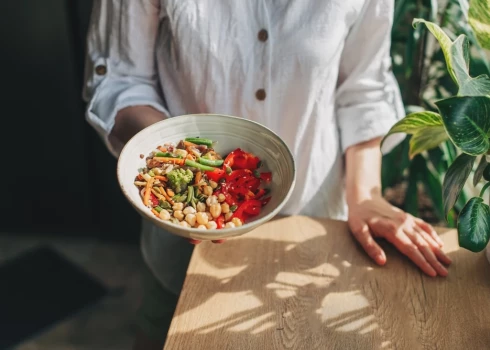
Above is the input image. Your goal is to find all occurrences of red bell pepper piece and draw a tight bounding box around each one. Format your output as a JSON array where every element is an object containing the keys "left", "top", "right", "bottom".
[
  {"left": 260, "top": 172, "right": 272, "bottom": 184},
  {"left": 216, "top": 215, "right": 225, "bottom": 229},
  {"left": 205, "top": 168, "right": 226, "bottom": 182},
  {"left": 232, "top": 199, "right": 262, "bottom": 221},
  {"left": 261, "top": 197, "right": 271, "bottom": 206},
  {"left": 224, "top": 148, "right": 261, "bottom": 170},
  {"left": 150, "top": 193, "right": 159, "bottom": 207}
]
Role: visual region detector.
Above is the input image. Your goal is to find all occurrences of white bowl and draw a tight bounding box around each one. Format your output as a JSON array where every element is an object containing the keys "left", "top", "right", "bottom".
[{"left": 117, "top": 114, "right": 296, "bottom": 241}]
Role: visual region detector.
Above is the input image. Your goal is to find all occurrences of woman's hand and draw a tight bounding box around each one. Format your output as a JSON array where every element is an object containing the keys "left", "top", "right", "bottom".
[
  {"left": 345, "top": 137, "right": 451, "bottom": 277},
  {"left": 347, "top": 195, "right": 451, "bottom": 276}
]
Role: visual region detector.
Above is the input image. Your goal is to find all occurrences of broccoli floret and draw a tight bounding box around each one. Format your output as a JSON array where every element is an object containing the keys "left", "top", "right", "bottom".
[{"left": 167, "top": 168, "right": 194, "bottom": 193}]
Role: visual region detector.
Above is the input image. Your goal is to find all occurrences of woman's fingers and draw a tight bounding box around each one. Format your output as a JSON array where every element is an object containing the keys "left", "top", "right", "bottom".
[
  {"left": 414, "top": 217, "right": 444, "bottom": 247},
  {"left": 368, "top": 217, "right": 437, "bottom": 277},
  {"left": 351, "top": 223, "right": 386, "bottom": 265},
  {"left": 408, "top": 231, "right": 448, "bottom": 277},
  {"left": 413, "top": 225, "right": 452, "bottom": 266}
]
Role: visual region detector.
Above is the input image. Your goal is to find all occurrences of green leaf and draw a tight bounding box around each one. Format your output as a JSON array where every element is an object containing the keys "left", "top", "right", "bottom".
[
  {"left": 381, "top": 111, "right": 448, "bottom": 158},
  {"left": 468, "top": 0, "right": 490, "bottom": 50},
  {"left": 473, "top": 156, "right": 488, "bottom": 186},
  {"left": 442, "top": 153, "right": 476, "bottom": 217},
  {"left": 457, "top": 197, "right": 490, "bottom": 252},
  {"left": 413, "top": 18, "right": 490, "bottom": 96},
  {"left": 435, "top": 96, "right": 490, "bottom": 155}
]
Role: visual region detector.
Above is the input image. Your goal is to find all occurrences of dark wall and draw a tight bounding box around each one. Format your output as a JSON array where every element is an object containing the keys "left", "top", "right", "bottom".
[{"left": 0, "top": 1, "right": 141, "bottom": 242}]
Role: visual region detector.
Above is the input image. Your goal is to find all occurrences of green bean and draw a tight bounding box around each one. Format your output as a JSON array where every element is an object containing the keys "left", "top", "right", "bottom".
[
  {"left": 186, "top": 186, "right": 194, "bottom": 205},
  {"left": 184, "top": 159, "right": 216, "bottom": 171},
  {"left": 198, "top": 157, "right": 224, "bottom": 167},
  {"left": 155, "top": 152, "right": 182, "bottom": 158},
  {"left": 185, "top": 137, "right": 214, "bottom": 146}
]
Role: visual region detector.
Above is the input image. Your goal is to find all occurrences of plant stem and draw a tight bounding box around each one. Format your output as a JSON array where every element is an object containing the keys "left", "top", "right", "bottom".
[{"left": 480, "top": 182, "right": 490, "bottom": 198}]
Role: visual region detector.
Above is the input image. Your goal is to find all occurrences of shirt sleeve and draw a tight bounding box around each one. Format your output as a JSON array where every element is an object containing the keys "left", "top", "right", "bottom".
[
  {"left": 335, "top": 0, "right": 405, "bottom": 154},
  {"left": 82, "top": 0, "right": 170, "bottom": 157}
]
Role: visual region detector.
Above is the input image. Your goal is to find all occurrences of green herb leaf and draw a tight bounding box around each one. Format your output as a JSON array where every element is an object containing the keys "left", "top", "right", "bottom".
[
  {"left": 468, "top": 0, "right": 490, "bottom": 50},
  {"left": 442, "top": 153, "right": 476, "bottom": 218},
  {"left": 381, "top": 111, "right": 447, "bottom": 158},
  {"left": 457, "top": 197, "right": 490, "bottom": 252},
  {"left": 473, "top": 156, "right": 488, "bottom": 186},
  {"left": 436, "top": 96, "right": 490, "bottom": 155},
  {"left": 413, "top": 18, "right": 490, "bottom": 96}
]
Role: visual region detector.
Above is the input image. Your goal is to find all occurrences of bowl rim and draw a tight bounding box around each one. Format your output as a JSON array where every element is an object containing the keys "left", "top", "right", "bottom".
[{"left": 116, "top": 113, "right": 297, "bottom": 237}]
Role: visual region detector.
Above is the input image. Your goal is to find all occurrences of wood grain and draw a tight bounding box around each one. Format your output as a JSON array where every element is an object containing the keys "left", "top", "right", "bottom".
[{"left": 164, "top": 216, "right": 490, "bottom": 350}]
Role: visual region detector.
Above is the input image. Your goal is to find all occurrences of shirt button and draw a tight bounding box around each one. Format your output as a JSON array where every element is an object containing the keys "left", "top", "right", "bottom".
[
  {"left": 256, "top": 89, "right": 266, "bottom": 101},
  {"left": 258, "top": 29, "right": 268, "bottom": 42},
  {"left": 95, "top": 65, "right": 107, "bottom": 75}
]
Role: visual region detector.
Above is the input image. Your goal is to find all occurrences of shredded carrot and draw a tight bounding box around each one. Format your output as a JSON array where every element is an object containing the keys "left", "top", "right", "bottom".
[
  {"left": 158, "top": 187, "right": 174, "bottom": 205},
  {"left": 137, "top": 174, "right": 144, "bottom": 181},
  {"left": 143, "top": 177, "right": 155, "bottom": 206},
  {"left": 153, "top": 175, "right": 167, "bottom": 181},
  {"left": 151, "top": 189, "right": 165, "bottom": 200},
  {"left": 184, "top": 141, "right": 197, "bottom": 148},
  {"left": 151, "top": 209, "right": 160, "bottom": 217},
  {"left": 166, "top": 188, "right": 175, "bottom": 197},
  {"left": 186, "top": 153, "right": 196, "bottom": 161},
  {"left": 153, "top": 157, "right": 185, "bottom": 165},
  {"left": 195, "top": 171, "right": 202, "bottom": 185},
  {"left": 158, "top": 146, "right": 167, "bottom": 152}
]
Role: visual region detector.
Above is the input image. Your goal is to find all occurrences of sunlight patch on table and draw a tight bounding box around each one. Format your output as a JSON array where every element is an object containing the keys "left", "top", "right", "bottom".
[
  {"left": 171, "top": 291, "right": 264, "bottom": 334},
  {"left": 316, "top": 290, "right": 379, "bottom": 333}
]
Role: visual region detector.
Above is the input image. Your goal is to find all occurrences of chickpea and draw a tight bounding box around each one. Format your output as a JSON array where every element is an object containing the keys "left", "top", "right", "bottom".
[
  {"left": 206, "top": 195, "right": 218, "bottom": 206},
  {"left": 197, "top": 225, "right": 207, "bottom": 230},
  {"left": 179, "top": 221, "right": 190, "bottom": 228},
  {"left": 205, "top": 212, "right": 213, "bottom": 221},
  {"left": 206, "top": 221, "right": 218, "bottom": 230},
  {"left": 172, "top": 202, "right": 184, "bottom": 211},
  {"left": 203, "top": 186, "right": 213, "bottom": 197},
  {"left": 173, "top": 210, "right": 184, "bottom": 221},
  {"left": 159, "top": 210, "right": 171, "bottom": 221},
  {"left": 221, "top": 203, "right": 230, "bottom": 214},
  {"left": 231, "top": 217, "right": 243, "bottom": 227},
  {"left": 225, "top": 222, "right": 236, "bottom": 228},
  {"left": 196, "top": 212, "right": 209, "bottom": 225},
  {"left": 183, "top": 206, "right": 196, "bottom": 215},
  {"left": 185, "top": 213, "right": 197, "bottom": 226},
  {"left": 225, "top": 212, "right": 233, "bottom": 221},
  {"left": 218, "top": 193, "right": 226, "bottom": 203},
  {"left": 210, "top": 203, "right": 222, "bottom": 218},
  {"left": 209, "top": 180, "right": 218, "bottom": 189},
  {"left": 196, "top": 202, "right": 206, "bottom": 212}
]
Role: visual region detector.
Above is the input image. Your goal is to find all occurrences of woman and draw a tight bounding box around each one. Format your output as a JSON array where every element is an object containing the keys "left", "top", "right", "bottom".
[{"left": 83, "top": 1, "right": 451, "bottom": 348}]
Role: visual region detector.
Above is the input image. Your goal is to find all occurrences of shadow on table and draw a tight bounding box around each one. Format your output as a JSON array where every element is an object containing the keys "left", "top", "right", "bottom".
[{"left": 165, "top": 217, "right": 490, "bottom": 350}]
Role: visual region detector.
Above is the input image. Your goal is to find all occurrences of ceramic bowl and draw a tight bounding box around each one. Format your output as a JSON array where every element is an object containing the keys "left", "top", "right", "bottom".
[{"left": 117, "top": 114, "right": 296, "bottom": 241}]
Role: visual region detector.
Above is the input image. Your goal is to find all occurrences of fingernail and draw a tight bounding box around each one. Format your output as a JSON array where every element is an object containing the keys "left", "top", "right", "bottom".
[
  {"left": 212, "top": 239, "right": 225, "bottom": 244},
  {"left": 189, "top": 239, "right": 201, "bottom": 245},
  {"left": 375, "top": 253, "right": 386, "bottom": 265}
]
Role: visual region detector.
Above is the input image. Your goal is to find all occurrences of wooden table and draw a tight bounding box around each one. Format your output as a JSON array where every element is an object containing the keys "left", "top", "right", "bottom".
[{"left": 163, "top": 216, "right": 490, "bottom": 350}]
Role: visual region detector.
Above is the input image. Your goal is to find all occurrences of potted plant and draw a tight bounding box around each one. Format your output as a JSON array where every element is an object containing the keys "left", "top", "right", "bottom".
[{"left": 382, "top": 0, "right": 490, "bottom": 255}]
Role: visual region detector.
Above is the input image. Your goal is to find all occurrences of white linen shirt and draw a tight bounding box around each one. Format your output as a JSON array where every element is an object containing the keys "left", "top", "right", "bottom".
[{"left": 83, "top": 0, "right": 404, "bottom": 295}]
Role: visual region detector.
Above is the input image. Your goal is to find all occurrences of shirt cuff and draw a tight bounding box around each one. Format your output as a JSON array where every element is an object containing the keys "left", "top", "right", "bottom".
[
  {"left": 337, "top": 102, "right": 397, "bottom": 153},
  {"left": 85, "top": 76, "right": 169, "bottom": 158},
  {"left": 338, "top": 73, "right": 406, "bottom": 153}
]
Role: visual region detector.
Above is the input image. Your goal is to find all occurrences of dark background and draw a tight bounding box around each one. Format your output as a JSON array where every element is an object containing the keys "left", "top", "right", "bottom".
[{"left": 0, "top": 1, "right": 140, "bottom": 242}]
